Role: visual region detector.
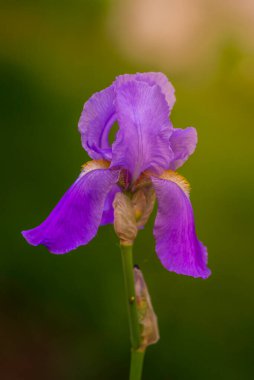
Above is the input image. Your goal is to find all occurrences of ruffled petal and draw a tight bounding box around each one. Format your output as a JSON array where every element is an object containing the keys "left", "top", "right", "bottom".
[
  {"left": 151, "top": 176, "right": 210, "bottom": 279},
  {"left": 78, "top": 85, "right": 116, "bottom": 160},
  {"left": 111, "top": 79, "right": 173, "bottom": 181},
  {"left": 169, "top": 127, "right": 197, "bottom": 170},
  {"left": 115, "top": 72, "right": 175, "bottom": 111},
  {"left": 100, "top": 184, "right": 121, "bottom": 225},
  {"left": 22, "top": 168, "right": 119, "bottom": 254}
]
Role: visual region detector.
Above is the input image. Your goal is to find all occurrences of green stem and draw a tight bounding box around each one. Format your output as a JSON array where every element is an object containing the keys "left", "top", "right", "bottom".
[
  {"left": 121, "top": 244, "right": 140, "bottom": 349},
  {"left": 130, "top": 350, "right": 145, "bottom": 380},
  {"left": 120, "top": 244, "right": 145, "bottom": 380}
]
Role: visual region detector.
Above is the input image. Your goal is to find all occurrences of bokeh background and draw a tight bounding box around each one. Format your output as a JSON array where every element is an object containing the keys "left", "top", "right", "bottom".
[{"left": 1, "top": 1, "right": 254, "bottom": 379}]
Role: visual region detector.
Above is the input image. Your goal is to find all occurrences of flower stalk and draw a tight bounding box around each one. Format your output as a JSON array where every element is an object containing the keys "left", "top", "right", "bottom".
[
  {"left": 121, "top": 243, "right": 141, "bottom": 350},
  {"left": 130, "top": 350, "right": 145, "bottom": 380},
  {"left": 120, "top": 243, "right": 145, "bottom": 380}
]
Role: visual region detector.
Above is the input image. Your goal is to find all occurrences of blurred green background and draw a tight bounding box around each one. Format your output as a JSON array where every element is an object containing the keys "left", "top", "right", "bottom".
[{"left": 1, "top": 1, "right": 254, "bottom": 379}]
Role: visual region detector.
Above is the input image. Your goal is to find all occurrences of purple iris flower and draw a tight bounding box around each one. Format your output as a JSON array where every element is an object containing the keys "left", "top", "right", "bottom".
[{"left": 22, "top": 72, "right": 210, "bottom": 279}]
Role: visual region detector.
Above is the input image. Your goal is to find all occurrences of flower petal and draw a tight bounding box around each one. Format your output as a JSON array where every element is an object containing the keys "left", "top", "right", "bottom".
[
  {"left": 78, "top": 85, "right": 116, "bottom": 160},
  {"left": 115, "top": 72, "right": 175, "bottom": 111},
  {"left": 135, "top": 72, "right": 175, "bottom": 111},
  {"left": 22, "top": 169, "right": 119, "bottom": 254},
  {"left": 151, "top": 176, "right": 210, "bottom": 279},
  {"left": 100, "top": 184, "right": 121, "bottom": 225},
  {"left": 169, "top": 127, "right": 197, "bottom": 170},
  {"left": 111, "top": 79, "right": 173, "bottom": 181}
]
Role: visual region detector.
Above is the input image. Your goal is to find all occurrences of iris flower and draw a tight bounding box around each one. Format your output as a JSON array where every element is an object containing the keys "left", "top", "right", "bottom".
[{"left": 22, "top": 72, "right": 210, "bottom": 279}]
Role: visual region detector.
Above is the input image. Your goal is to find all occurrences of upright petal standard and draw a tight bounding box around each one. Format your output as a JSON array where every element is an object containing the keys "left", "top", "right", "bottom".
[
  {"left": 23, "top": 72, "right": 210, "bottom": 279},
  {"left": 112, "top": 79, "right": 173, "bottom": 180}
]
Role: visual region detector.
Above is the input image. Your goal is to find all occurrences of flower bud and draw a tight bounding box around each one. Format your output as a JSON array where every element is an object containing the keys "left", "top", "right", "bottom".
[
  {"left": 132, "top": 187, "right": 156, "bottom": 228},
  {"left": 113, "top": 193, "right": 138, "bottom": 245},
  {"left": 134, "top": 267, "right": 160, "bottom": 350}
]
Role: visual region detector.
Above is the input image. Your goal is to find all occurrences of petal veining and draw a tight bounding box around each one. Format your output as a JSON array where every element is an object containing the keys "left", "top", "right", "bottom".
[
  {"left": 78, "top": 85, "right": 116, "bottom": 160},
  {"left": 22, "top": 168, "right": 119, "bottom": 253},
  {"left": 159, "top": 170, "right": 191, "bottom": 197},
  {"left": 115, "top": 72, "right": 175, "bottom": 111},
  {"left": 111, "top": 79, "right": 173, "bottom": 181},
  {"left": 152, "top": 176, "right": 210, "bottom": 279},
  {"left": 169, "top": 127, "right": 197, "bottom": 170},
  {"left": 100, "top": 184, "right": 121, "bottom": 225}
]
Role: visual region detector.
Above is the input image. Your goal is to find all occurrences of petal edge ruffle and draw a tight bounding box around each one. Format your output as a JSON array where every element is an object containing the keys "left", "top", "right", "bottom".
[
  {"left": 169, "top": 127, "right": 197, "bottom": 170},
  {"left": 78, "top": 85, "right": 116, "bottom": 160},
  {"left": 115, "top": 72, "right": 175, "bottom": 111}
]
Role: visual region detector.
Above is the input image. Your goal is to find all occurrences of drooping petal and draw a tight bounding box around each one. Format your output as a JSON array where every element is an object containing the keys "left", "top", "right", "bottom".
[
  {"left": 111, "top": 79, "right": 173, "bottom": 181},
  {"left": 22, "top": 168, "right": 119, "bottom": 254},
  {"left": 100, "top": 184, "right": 121, "bottom": 225},
  {"left": 78, "top": 85, "right": 116, "bottom": 161},
  {"left": 169, "top": 127, "right": 197, "bottom": 170},
  {"left": 115, "top": 72, "right": 175, "bottom": 111},
  {"left": 151, "top": 175, "right": 210, "bottom": 279},
  {"left": 82, "top": 160, "right": 121, "bottom": 226}
]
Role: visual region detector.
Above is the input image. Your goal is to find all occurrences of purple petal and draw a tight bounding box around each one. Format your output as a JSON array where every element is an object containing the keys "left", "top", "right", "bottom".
[
  {"left": 115, "top": 72, "right": 175, "bottom": 111},
  {"left": 135, "top": 72, "right": 175, "bottom": 111},
  {"left": 169, "top": 127, "right": 197, "bottom": 170},
  {"left": 111, "top": 79, "right": 173, "bottom": 181},
  {"left": 78, "top": 85, "right": 116, "bottom": 161},
  {"left": 22, "top": 169, "right": 119, "bottom": 254},
  {"left": 152, "top": 176, "right": 211, "bottom": 279},
  {"left": 100, "top": 184, "right": 121, "bottom": 225}
]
